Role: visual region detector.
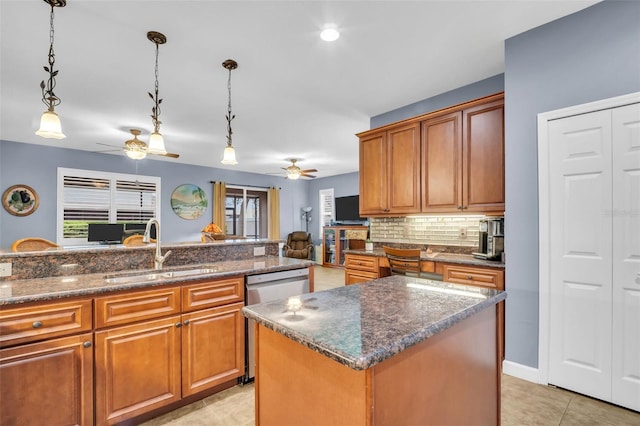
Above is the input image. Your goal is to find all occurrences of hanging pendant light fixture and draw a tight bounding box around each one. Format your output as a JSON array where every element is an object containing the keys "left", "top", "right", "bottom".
[
  {"left": 221, "top": 59, "right": 238, "bottom": 165},
  {"left": 147, "top": 31, "right": 168, "bottom": 155},
  {"left": 36, "top": 0, "right": 66, "bottom": 139}
]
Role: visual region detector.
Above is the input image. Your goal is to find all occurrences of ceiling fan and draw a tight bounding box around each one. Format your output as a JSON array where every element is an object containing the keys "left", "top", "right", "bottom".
[
  {"left": 282, "top": 159, "right": 317, "bottom": 179},
  {"left": 96, "top": 129, "right": 179, "bottom": 160}
]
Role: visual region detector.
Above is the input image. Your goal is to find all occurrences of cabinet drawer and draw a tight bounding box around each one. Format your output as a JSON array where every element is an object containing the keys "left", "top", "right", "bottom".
[
  {"left": 95, "top": 286, "right": 181, "bottom": 329},
  {"left": 440, "top": 264, "right": 504, "bottom": 290},
  {"left": 344, "top": 255, "right": 378, "bottom": 272},
  {"left": 345, "top": 270, "right": 378, "bottom": 285},
  {"left": 182, "top": 277, "right": 244, "bottom": 313},
  {"left": 0, "top": 299, "right": 93, "bottom": 348}
]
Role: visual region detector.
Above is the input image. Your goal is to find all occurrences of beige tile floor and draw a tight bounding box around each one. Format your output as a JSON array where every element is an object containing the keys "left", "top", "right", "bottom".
[{"left": 142, "top": 266, "right": 640, "bottom": 426}]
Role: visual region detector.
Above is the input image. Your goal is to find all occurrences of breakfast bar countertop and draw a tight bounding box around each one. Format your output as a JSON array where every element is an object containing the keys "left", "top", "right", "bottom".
[
  {"left": 0, "top": 256, "right": 313, "bottom": 306},
  {"left": 242, "top": 275, "right": 507, "bottom": 370}
]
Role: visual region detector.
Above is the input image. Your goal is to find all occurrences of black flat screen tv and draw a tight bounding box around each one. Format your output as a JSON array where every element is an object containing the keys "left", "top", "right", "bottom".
[
  {"left": 335, "top": 195, "right": 363, "bottom": 221},
  {"left": 87, "top": 223, "right": 124, "bottom": 244}
]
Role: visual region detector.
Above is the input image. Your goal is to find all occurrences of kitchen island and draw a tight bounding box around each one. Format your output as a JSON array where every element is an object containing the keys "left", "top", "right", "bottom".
[{"left": 243, "top": 275, "right": 507, "bottom": 426}]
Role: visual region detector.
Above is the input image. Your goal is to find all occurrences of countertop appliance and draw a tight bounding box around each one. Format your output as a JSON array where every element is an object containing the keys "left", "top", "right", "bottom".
[
  {"left": 244, "top": 267, "right": 310, "bottom": 381},
  {"left": 473, "top": 217, "right": 504, "bottom": 260}
]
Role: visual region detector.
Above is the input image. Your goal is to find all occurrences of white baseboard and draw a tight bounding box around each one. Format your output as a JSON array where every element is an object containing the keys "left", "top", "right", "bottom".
[{"left": 502, "top": 360, "right": 545, "bottom": 384}]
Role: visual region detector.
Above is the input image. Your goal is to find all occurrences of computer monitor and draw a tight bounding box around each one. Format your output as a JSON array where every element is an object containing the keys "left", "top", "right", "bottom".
[{"left": 87, "top": 223, "right": 124, "bottom": 244}]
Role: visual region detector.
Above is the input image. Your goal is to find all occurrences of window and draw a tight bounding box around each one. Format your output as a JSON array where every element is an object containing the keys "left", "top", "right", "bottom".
[
  {"left": 57, "top": 168, "right": 160, "bottom": 245},
  {"left": 225, "top": 186, "right": 268, "bottom": 238},
  {"left": 319, "top": 188, "right": 335, "bottom": 236}
]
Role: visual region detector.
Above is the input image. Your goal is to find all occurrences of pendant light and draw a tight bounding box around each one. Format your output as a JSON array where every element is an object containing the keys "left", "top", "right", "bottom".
[
  {"left": 147, "top": 31, "right": 168, "bottom": 155},
  {"left": 36, "top": 0, "right": 66, "bottom": 139},
  {"left": 221, "top": 59, "right": 238, "bottom": 165}
]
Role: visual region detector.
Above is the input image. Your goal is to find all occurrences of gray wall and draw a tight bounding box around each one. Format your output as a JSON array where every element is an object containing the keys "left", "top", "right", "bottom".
[
  {"left": 306, "top": 172, "right": 360, "bottom": 245},
  {"left": 371, "top": 74, "right": 504, "bottom": 128},
  {"left": 0, "top": 140, "right": 316, "bottom": 248},
  {"left": 504, "top": 0, "right": 640, "bottom": 367}
]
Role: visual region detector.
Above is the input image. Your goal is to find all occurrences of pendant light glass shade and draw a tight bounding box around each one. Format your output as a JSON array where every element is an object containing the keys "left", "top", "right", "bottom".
[
  {"left": 221, "top": 145, "right": 238, "bottom": 165},
  {"left": 147, "top": 131, "right": 167, "bottom": 154},
  {"left": 36, "top": 109, "right": 65, "bottom": 139}
]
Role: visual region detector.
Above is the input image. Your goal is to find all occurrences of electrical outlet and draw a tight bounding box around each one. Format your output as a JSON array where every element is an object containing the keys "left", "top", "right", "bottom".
[
  {"left": 458, "top": 227, "right": 467, "bottom": 238},
  {"left": 253, "top": 246, "right": 266, "bottom": 256},
  {"left": 0, "top": 262, "right": 12, "bottom": 277}
]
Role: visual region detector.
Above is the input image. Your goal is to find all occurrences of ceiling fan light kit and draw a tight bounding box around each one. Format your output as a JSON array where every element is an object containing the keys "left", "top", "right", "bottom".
[
  {"left": 221, "top": 59, "right": 239, "bottom": 165},
  {"left": 283, "top": 159, "right": 318, "bottom": 180},
  {"left": 35, "top": 0, "right": 66, "bottom": 140},
  {"left": 124, "top": 129, "right": 148, "bottom": 160}
]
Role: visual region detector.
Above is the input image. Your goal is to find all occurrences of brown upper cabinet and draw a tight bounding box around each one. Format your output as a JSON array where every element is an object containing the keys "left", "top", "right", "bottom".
[
  {"left": 359, "top": 122, "right": 421, "bottom": 215},
  {"left": 358, "top": 93, "right": 505, "bottom": 216}
]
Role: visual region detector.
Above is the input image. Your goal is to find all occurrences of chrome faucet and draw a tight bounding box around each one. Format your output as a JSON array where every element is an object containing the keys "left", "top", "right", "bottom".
[{"left": 144, "top": 218, "right": 172, "bottom": 270}]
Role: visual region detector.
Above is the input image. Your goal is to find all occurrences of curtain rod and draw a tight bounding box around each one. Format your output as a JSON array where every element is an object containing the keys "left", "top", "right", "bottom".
[{"left": 210, "top": 181, "right": 281, "bottom": 190}]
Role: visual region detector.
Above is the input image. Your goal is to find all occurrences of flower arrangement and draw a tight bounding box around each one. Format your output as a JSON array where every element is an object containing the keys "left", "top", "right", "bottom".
[{"left": 201, "top": 223, "right": 225, "bottom": 240}]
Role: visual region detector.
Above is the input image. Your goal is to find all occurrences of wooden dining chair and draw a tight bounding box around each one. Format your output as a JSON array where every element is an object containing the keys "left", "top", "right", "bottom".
[
  {"left": 382, "top": 246, "right": 423, "bottom": 278},
  {"left": 11, "top": 237, "right": 59, "bottom": 252},
  {"left": 122, "top": 234, "right": 155, "bottom": 247}
]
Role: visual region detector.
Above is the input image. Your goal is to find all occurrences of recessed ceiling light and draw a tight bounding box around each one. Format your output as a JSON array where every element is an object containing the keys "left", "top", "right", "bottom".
[{"left": 320, "top": 26, "right": 340, "bottom": 42}]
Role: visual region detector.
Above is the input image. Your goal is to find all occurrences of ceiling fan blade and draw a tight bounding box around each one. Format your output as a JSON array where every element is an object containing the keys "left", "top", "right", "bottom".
[
  {"left": 300, "top": 169, "right": 318, "bottom": 173},
  {"left": 155, "top": 152, "right": 180, "bottom": 158},
  {"left": 301, "top": 173, "right": 317, "bottom": 178},
  {"left": 96, "top": 142, "right": 122, "bottom": 148}
]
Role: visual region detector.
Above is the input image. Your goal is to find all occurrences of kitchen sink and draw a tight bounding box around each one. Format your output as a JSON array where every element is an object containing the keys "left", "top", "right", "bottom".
[{"left": 104, "top": 266, "right": 220, "bottom": 284}]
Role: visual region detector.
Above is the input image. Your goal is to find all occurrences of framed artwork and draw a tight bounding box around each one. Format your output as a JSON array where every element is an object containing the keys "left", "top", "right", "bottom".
[
  {"left": 2, "top": 184, "right": 39, "bottom": 216},
  {"left": 170, "top": 184, "right": 207, "bottom": 220}
]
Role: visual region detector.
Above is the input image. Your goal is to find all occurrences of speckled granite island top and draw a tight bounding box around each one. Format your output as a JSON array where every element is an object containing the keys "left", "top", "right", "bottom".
[
  {"left": 242, "top": 275, "right": 506, "bottom": 370},
  {"left": 344, "top": 248, "right": 505, "bottom": 268},
  {"left": 0, "top": 256, "right": 312, "bottom": 305}
]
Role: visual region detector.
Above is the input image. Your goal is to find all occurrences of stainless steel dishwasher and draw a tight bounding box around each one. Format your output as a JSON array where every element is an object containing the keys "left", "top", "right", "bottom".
[{"left": 244, "top": 267, "right": 310, "bottom": 381}]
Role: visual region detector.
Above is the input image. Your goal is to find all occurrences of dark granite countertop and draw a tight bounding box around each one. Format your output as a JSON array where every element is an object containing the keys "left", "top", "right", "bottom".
[
  {"left": 343, "top": 248, "right": 505, "bottom": 268},
  {"left": 242, "top": 276, "right": 507, "bottom": 370},
  {"left": 0, "top": 256, "right": 312, "bottom": 306}
]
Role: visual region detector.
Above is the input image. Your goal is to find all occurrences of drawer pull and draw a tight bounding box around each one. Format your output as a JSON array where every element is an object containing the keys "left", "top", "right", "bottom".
[
  {"left": 83, "top": 341, "right": 92, "bottom": 348},
  {"left": 175, "top": 322, "right": 182, "bottom": 328},
  {"left": 183, "top": 320, "right": 190, "bottom": 326},
  {"left": 32, "top": 321, "right": 43, "bottom": 329},
  {"left": 467, "top": 275, "right": 473, "bottom": 280}
]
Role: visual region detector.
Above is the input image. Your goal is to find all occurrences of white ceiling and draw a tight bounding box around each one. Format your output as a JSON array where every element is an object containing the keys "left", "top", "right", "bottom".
[{"left": 1, "top": 0, "right": 599, "bottom": 178}]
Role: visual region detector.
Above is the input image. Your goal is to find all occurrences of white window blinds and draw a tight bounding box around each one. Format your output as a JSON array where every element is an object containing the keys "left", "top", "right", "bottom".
[{"left": 57, "top": 168, "right": 160, "bottom": 245}]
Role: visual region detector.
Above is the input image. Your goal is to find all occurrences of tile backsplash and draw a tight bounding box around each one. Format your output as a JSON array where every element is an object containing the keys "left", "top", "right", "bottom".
[{"left": 370, "top": 216, "right": 481, "bottom": 248}]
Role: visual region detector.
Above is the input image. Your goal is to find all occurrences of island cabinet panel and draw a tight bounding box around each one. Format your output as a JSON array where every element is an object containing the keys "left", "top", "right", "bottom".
[
  {"left": 254, "top": 306, "right": 499, "bottom": 425},
  {"left": 359, "top": 123, "right": 421, "bottom": 216},
  {"left": 0, "top": 298, "right": 93, "bottom": 348},
  {"left": 95, "top": 315, "right": 182, "bottom": 425},
  {"left": 181, "top": 302, "right": 245, "bottom": 396},
  {"left": 256, "top": 326, "right": 371, "bottom": 426},
  {"left": 0, "top": 333, "right": 94, "bottom": 426}
]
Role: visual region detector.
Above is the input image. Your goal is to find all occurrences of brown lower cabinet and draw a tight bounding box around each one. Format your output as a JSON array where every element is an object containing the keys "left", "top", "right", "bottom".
[
  {"left": 0, "top": 333, "right": 94, "bottom": 426},
  {"left": 0, "top": 276, "right": 245, "bottom": 426}
]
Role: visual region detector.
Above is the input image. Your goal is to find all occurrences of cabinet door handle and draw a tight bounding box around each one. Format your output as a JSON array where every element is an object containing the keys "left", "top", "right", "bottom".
[
  {"left": 175, "top": 322, "right": 182, "bottom": 328},
  {"left": 32, "top": 321, "right": 42, "bottom": 329},
  {"left": 83, "top": 341, "right": 92, "bottom": 348},
  {"left": 183, "top": 320, "right": 190, "bottom": 326}
]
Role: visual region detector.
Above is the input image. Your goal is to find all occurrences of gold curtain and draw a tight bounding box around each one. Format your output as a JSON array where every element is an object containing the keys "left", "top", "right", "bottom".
[
  {"left": 268, "top": 187, "right": 280, "bottom": 240},
  {"left": 212, "top": 181, "right": 226, "bottom": 231}
]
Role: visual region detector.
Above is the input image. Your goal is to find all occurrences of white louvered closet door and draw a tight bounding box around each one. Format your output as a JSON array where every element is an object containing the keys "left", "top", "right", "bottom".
[{"left": 548, "top": 103, "right": 640, "bottom": 411}]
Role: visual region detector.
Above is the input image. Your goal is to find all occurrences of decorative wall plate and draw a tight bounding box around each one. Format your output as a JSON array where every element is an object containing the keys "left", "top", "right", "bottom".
[
  {"left": 170, "top": 184, "right": 207, "bottom": 220},
  {"left": 2, "top": 185, "right": 39, "bottom": 216}
]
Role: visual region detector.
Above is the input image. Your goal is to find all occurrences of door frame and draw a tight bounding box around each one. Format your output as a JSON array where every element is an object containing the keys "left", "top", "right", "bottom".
[{"left": 537, "top": 91, "right": 640, "bottom": 385}]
